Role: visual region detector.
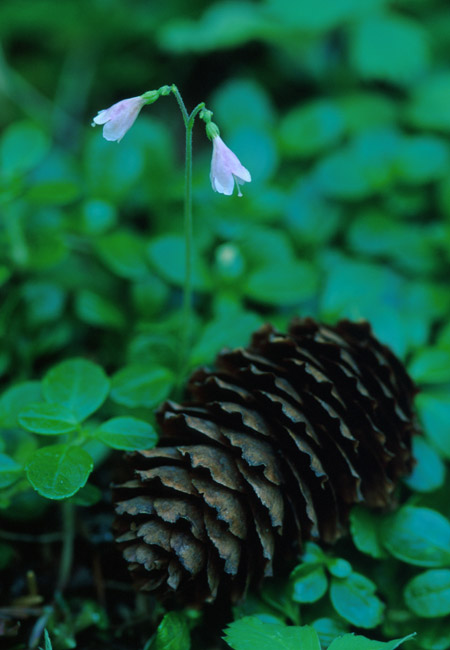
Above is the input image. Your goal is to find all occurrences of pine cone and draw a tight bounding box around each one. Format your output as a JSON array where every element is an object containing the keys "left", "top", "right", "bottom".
[{"left": 114, "top": 318, "right": 418, "bottom": 605}]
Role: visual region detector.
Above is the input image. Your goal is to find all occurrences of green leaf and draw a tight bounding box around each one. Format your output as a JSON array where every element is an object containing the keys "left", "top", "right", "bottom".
[
  {"left": 147, "top": 234, "right": 211, "bottom": 291},
  {"left": 0, "top": 454, "right": 22, "bottom": 488},
  {"left": 381, "top": 506, "right": 450, "bottom": 567},
  {"left": 350, "top": 506, "right": 387, "bottom": 559},
  {"left": 74, "top": 289, "right": 125, "bottom": 329},
  {"left": 412, "top": 619, "right": 450, "bottom": 650},
  {"left": 71, "top": 483, "right": 102, "bottom": 507},
  {"left": 0, "top": 542, "right": 14, "bottom": 570},
  {"left": 330, "top": 573, "right": 384, "bottom": 628},
  {"left": 407, "top": 72, "right": 450, "bottom": 131},
  {"left": 409, "top": 349, "right": 450, "bottom": 385},
  {"left": 212, "top": 78, "right": 274, "bottom": 132},
  {"left": 290, "top": 563, "right": 328, "bottom": 603},
  {"left": 153, "top": 612, "right": 190, "bottom": 650},
  {"left": 96, "top": 230, "right": 149, "bottom": 279},
  {"left": 396, "top": 136, "right": 449, "bottom": 184},
  {"left": 224, "top": 618, "right": 321, "bottom": 650},
  {"left": 22, "top": 282, "right": 66, "bottom": 326},
  {"left": 110, "top": 365, "right": 174, "bottom": 409},
  {"left": 26, "top": 179, "right": 80, "bottom": 205},
  {"left": 404, "top": 569, "right": 450, "bottom": 618},
  {"left": 0, "top": 381, "right": 42, "bottom": 428},
  {"left": 190, "top": 311, "right": 263, "bottom": 367},
  {"left": 311, "top": 618, "right": 348, "bottom": 650},
  {"left": 350, "top": 13, "right": 429, "bottom": 86},
  {"left": 18, "top": 403, "right": 78, "bottom": 435},
  {"left": 279, "top": 100, "right": 345, "bottom": 158},
  {"left": 42, "top": 629, "right": 53, "bottom": 650},
  {"left": 43, "top": 359, "right": 110, "bottom": 422},
  {"left": 417, "top": 392, "right": 450, "bottom": 459},
  {"left": 243, "top": 261, "right": 318, "bottom": 306},
  {"left": 26, "top": 444, "right": 93, "bottom": 499},
  {"left": 328, "top": 633, "right": 415, "bottom": 650},
  {"left": 327, "top": 558, "right": 352, "bottom": 579},
  {"left": 96, "top": 417, "right": 158, "bottom": 451},
  {"left": 404, "top": 436, "right": 445, "bottom": 494},
  {"left": 80, "top": 199, "right": 117, "bottom": 235},
  {"left": 0, "top": 121, "right": 49, "bottom": 178}
]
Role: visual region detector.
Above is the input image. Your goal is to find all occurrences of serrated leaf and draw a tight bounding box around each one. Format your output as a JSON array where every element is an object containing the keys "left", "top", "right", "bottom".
[
  {"left": 328, "top": 632, "right": 415, "bottom": 650},
  {"left": 330, "top": 573, "right": 384, "bottom": 628},
  {"left": 350, "top": 506, "right": 387, "bottom": 559},
  {"left": 43, "top": 359, "right": 110, "bottom": 422},
  {"left": 110, "top": 365, "right": 174, "bottom": 409},
  {"left": 224, "top": 618, "right": 321, "bottom": 650},
  {"left": 290, "top": 563, "right": 328, "bottom": 603},
  {"left": 381, "top": 506, "right": 450, "bottom": 567},
  {"left": 26, "top": 445, "right": 93, "bottom": 499},
  {"left": 404, "top": 569, "right": 450, "bottom": 618},
  {"left": 0, "top": 453, "right": 22, "bottom": 488},
  {"left": 96, "top": 417, "right": 158, "bottom": 451},
  {"left": 18, "top": 403, "right": 78, "bottom": 435}
]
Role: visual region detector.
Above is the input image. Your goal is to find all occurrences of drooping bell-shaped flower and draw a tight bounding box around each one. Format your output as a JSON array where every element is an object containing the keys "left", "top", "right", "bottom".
[
  {"left": 92, "top": 96, "right": 147, "bottom": 142},
  {"left": 210, "top": 135, "right": 251, "bottom": 197}
]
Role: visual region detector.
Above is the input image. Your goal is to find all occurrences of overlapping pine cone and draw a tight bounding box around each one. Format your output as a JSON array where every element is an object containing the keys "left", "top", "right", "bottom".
[{"left": 114, "top": 318, "right": 419, "bottom": 604}]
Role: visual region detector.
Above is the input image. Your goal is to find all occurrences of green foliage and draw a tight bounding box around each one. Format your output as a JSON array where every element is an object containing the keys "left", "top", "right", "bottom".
[
  {"left": 2, "top": 0, "right": 450, "bottom": 646},
  {"left": 380, "top": 507, "right": 450, "bottom": 567},
  {"left": 145, "top": 612, "right": 191, "bottom": 650},
  {"left": 223, "top": 617, "right": 414, "bottom": 650},
  {"left": 26, "top": 444, "right": 93, "bottom": 499},
  {"left": 224, "top": 618, "right": 321, "bottom": 650}
]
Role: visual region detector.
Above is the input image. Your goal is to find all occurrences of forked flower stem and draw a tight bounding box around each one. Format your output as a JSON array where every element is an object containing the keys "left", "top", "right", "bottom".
[{"left": 170, "top": 85, "right": 205, "bottom": 382}]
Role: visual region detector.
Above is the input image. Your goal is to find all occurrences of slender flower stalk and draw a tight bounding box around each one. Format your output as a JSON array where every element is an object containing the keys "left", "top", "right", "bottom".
[{"left": 92, "top": 84, "right": 250, "bottom": 381}]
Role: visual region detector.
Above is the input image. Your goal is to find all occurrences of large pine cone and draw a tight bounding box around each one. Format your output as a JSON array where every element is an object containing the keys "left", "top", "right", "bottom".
[{"left": 114, "top": 318, "right": 418, "bottom": 604}]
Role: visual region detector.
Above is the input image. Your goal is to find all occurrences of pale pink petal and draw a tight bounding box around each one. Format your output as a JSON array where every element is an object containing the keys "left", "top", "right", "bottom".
[
  {"left": 92, "top": 96, "right": 146, "bottom": 142},
  {"left": 210, "top": 136, "right": 251, "bottom": 197}
]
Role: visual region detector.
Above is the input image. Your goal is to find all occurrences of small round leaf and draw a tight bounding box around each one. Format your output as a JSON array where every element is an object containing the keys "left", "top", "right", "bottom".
[
  {"left": 110, "top": 365, "right": 174, "bottom": 409},
  {"left": 381, "top": 506, "right": 450, "bottom": 567},
  {"left": 96, "top": 417, "right": 158, "bottom": 451},
  {"left": 330, "top": 573, "right": 384, "bottom": 628},
  {"left": 290, "top": 563, "right": 328, "bottom": 603},
  {"left": 19, "top": 403, "right": 78, "bottom": 435},
  {"left": 26, "top": 445, "right": 93, "bottom": 499},
  {"left": 43, "top": 358, "right": 110, "bottom": 421},
  {"left": 0, "top": 454, "right": 22, "bottom": 488},
  {"left": 404, "top": 569, "right": 450, "bottom": 618}
]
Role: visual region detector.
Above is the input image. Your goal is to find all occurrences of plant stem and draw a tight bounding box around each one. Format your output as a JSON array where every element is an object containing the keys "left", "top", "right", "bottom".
[
  {"left": 170, "top": 85, "right": 205, "bottom": 381},
  {"left": 56, "top": 500, "right": 75, "bottom": 593}
]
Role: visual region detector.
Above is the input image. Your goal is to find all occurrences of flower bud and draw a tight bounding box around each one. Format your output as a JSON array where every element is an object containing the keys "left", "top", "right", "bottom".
[{"left": 141, "top": 90, "right": 159, "bottom": 104}]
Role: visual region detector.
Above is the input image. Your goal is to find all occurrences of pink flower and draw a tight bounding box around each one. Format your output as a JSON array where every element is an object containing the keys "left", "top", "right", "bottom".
[
  {"left": 210, "top": 136, "right": 251, "bottom": 197},
  {"left": 92, "top": 96, "right": 146, "bottom": 142}
]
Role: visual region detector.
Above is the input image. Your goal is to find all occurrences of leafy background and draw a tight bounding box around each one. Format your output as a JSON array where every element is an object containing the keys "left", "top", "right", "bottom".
[{"left": 1, "top": 0, "right": 450, "bottom": 648}]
